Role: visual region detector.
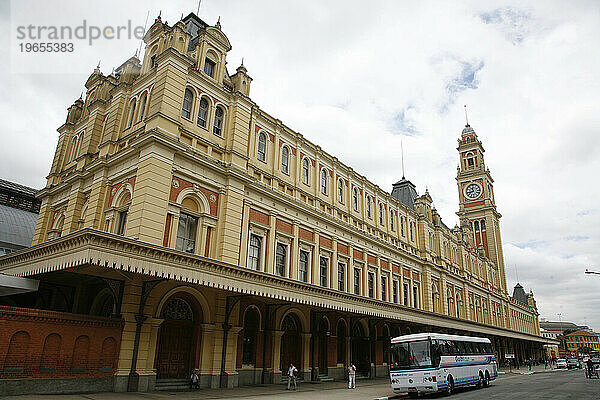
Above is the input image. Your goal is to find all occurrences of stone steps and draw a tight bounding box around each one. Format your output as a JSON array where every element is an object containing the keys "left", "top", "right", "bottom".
[{"left": 155, "top": 378, "right": 190, "bottom": 391}]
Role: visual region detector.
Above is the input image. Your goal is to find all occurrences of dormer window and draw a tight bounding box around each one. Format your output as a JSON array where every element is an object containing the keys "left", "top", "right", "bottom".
[{"left": 204, "top": 58, "right": 216, "bottom": 78}]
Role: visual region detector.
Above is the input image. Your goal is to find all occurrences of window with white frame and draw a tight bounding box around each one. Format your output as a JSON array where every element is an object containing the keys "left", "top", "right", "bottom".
[
  {"left": 366, "top": 195, "right": 372, "bottom": 218},
  {"left": 275, "top": 243, "right": 287, "bottom": 277},
  {"left": 413, "top": 283, "right": 420, "bottom": 308},
  {"left": 393, "top": 280, "right": 398, "bottom": 303},
  {"left": 353, "top": 267, "right": 361, "bottom": 295},
  {"left": 116, "top": 210, "right": 128, "bottom": 236},
  {"left": 197, "top": 97, "right": 209, "bottom": 127},
  {"left": 390, "top": 211, "right": 395, "bottom": 231},
  {"left": 213, "top": 106, "right": 224, "bottom": 136},
  {"left": 302, "top": 158, "right": 309, "bottom": 185},
  {"left": 299, "top": 249, "right": 310, "bottom": 282},
  {"left": 321, "top": 168, "right": 328, "bottom": 195},
  {"left": 281, "top": 146, "right": 289, "bottom": 174},
  {"left": 337, "top": 179, "right": 344, "bottom": 203},
  {"left": 403, "top": 282, "right": 409, "bottom": 306},
  {"left": 175, "top": 212, "right": 198, "bottom": 253},
  {"left": 337, "top": 262, "right": 345, "bottom": 291},
  {"left": 381, "top": 276, "right": 388, "bottom": 301},
  {"left": 319, "top": 256, "right": 329, "bottom": 287},
  {"left": 368, "top": 272, "right": 375, "bottom": 298},
  {"left": 181, "top": 89, "right": 193, "bottom": 119},
  {"left": 379, "top": 203, "right": 384, "bottom": 225},
  {"left": 248, "top": 234, "right": 262, "bottom": 271},
  {"left": 257, "top": 133, "right": 266, "bottom": 162},
  {"left": 352, "top": 187, "right": 358, "bottom": 211}
]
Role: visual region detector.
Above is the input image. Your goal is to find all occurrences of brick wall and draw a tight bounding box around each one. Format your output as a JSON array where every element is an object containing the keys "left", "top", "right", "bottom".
[{"left": 0, "top": 306, "right": 124, "bottom": 379}]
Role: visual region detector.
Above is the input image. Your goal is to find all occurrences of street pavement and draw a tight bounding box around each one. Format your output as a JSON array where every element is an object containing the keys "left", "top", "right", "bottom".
[{"left": 3, "top": 368, "right": 598, "bottom": 400}]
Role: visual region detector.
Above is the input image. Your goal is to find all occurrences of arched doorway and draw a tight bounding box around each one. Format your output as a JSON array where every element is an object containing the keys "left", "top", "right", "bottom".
[
  {"left": 280, "top": 314, "right": 301, "bottom": 373},
  {"left": 317, "top": 318, "right": 329, "bottom": 376},
  {"left": 156, "top": 297, "right": 200, "bottom": 379},
  {"left": 351, "top": 323, "right": 370, "bottom": 376},
  {"left": 337, "top": 320, "right": 347, "bottom": 366},
  {"left": 242, "top": 308, "right": 260, "bottom": 366}
]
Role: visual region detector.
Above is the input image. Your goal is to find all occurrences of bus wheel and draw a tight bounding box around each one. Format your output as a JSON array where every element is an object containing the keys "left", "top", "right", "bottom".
[
  {"left": 444, "top": 376, "right": 454, "bottom": 396},
  {"left": 476, "top": 372, "right": 484, "bottom": 388},
  {"left": 484, "top": 371, "right": 490, "bottom": 387}
]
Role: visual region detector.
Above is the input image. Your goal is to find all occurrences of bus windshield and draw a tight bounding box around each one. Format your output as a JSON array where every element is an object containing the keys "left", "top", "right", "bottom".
[{"left": 390, "top": 340, "right": 434, "bottom": 370}]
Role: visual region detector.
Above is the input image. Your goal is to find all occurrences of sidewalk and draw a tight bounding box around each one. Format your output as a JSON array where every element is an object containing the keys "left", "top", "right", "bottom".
[
  {"left": 6, "top": 377, "right": 393, "bottom": 400},
  {"left": 499, "top": 363, "right": 562, "bottom": 375}
]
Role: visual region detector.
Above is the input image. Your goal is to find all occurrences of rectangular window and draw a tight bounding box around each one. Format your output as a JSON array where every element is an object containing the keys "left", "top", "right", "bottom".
[
  {"left": 368, "top": 272, "right": 375, "bottom": 298},
  {"left": 403, "top": 282, "right": 409, "bottom": 306},
  {"left": 116, "top": 210, "right": 128, "bottom": 236},
  {"left": 320, "top": 256, "right": 328, "bottom": 287},
  {"left": 175, "top": 212, "right": 198, "bottom": 253},
  {"left": 299, "top": 250, "right": 309, "bottom": 282},
  {"left": 381, "top": 276, "right": 387, "bottom": 302},
  {"left": 204, "top": 59, "right": 216, "bottom": 77},
  {"left": 337, "top": 262, "right": 345, "bottom": 291},
  {"left": 248, "top": 234, "right": 262, "bottom": 271},
  {"left": 393, "top": 280, "right": 398, "bottom": 304},
  {"left": 353, "top": 267, "right": 361, "bottom": 295},
  {"left": 413, "top": 285, "right": 419, "bottom": 308},
  {"left": 275, "top": 243, "right": 287, "bottom": 277}
]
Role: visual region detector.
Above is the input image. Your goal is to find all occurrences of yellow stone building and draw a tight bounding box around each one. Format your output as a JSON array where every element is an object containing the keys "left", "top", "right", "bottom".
[{"left": 0, "top": 12, "right": 547, "bottom": 393}]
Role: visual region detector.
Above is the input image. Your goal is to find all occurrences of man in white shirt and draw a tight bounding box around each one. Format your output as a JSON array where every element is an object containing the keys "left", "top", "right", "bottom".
[
  {"left": 287, "top": 363, "right": 298, "bottom": 390},
  {"left": 348, "top": 363, "right": 356, "bottom": 389}
]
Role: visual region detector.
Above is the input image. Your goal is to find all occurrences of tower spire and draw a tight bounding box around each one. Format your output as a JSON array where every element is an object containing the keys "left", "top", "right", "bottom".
[{"left": 401, "top": 139, "right": 406, "bottom": 179}]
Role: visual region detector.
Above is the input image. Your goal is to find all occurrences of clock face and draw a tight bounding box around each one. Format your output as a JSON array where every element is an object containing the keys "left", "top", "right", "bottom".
[{"left": 465, "top": 183, "right": 482, "bottom": 200}]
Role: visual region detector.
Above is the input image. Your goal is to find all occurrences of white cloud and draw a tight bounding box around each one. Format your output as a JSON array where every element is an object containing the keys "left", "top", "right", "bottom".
[{"left": 1, "top": 0, "right": 599, "bottom": 330}]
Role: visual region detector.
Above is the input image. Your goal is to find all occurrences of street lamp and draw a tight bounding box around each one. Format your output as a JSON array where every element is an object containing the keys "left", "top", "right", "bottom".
[{"left": 585, "top": 269, "right": 600, "bottom": 275}]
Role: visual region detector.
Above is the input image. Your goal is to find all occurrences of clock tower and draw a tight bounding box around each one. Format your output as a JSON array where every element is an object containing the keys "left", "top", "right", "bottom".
[{"left": 456, "top": 121, "right": 507, "bottom": 293}]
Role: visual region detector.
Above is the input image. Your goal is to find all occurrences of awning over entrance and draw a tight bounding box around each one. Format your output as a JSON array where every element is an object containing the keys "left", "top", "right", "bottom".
[
  {"left": 0, "top": 228, "right": 548, "bottom": 344},
  {"left": 0, "top": 273, "right": 39, "bottom": 296}
]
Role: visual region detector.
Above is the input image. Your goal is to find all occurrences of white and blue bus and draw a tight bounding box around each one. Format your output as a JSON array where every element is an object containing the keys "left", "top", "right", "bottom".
[{"left": 389, "top": 333, "right": 498, "bottom": 396}]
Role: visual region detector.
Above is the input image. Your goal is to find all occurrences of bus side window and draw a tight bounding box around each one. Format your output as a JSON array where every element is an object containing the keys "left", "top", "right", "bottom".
[
  {"left": 486, "top": 343, "right": 493, "bottom": 354},
  {"left": 457, "top": 341, "right": 466, "bottom": 355}
]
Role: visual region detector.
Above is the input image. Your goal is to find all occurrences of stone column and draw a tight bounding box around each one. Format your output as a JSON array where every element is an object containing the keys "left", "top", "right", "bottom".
[
  {"left": 312, "top": 230, "right": 320, "bottom": 285},
  {"left": 272, "top": 330, "right": 284, "bottom": 375},
  {"left": 238, "top": 202, "right": 251, "bottom": 267},
  {"left": 301, "top": 333, "right": 311, "bottom": 378},
  {"left": 290, "top": 222, "right": 300, "bottom": 280},
  {"left": 331, "top": 239, "right": 338, "bottom": 289},
  {"left": 266, "top": 212, "right": 277, "bottom": 274}
]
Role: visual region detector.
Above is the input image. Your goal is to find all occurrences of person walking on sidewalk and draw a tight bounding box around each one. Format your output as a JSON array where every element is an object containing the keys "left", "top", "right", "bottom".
[
  {"left": 287, "top": 363, "right": 298, "bottom": 391},
  {"left": 348, "top": 363, "right": 356, "bottom": 389}
]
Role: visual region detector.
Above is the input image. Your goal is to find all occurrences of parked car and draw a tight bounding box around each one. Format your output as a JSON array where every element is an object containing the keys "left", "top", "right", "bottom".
[
  {"left": 556, "top": 358, "right": 567, "bottom": 369},
  {"left": 567, "top": 358, "right": 580, "bottom": 369}
]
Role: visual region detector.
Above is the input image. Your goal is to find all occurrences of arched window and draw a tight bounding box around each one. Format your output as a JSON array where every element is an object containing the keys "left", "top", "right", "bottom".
[
  {"left": 400, "top": 216, "right": 405, "bottom": 236},
  {"left": 213, "top": 106, "right": 224, "bottom": 135},
  {"left": 281, "top": 146, "right": 289, "bottom": 174},
  {"left": 410, "top": 222, "right": 414, "bottom": 241},
  {"left": 390, "top": 212, "right": 395, "bottom": 231},
  {"left": 379, "top": 203, "right": 384, "bottom": 225},
  {"left": 127, "top": 99, "right": 137, "bottom": 127},
  {"left": 138, "top": 93, "right": 147, "bottom": 122},
  {"left": 321, "top": 168, "right": 328, "bottom": 195},
  {"left": 182, "top": 89, "right": 193, "bottom": 119},
  {"left": 257, "top": 133, "right": 266, "bottom": 162},
  {"left": 69, "top": 136, "right": 79, "bottom": 162},
  {"left": 302, "top": 158, "right": 309, "bottom": 184},
  {"left": 480, "top": 219, "right": 486, "bottom": 230},
  {"left": 366, "top": 196, "right": 372, "bottom": 218},
  {"left": 197, "top": 97, "right": 209, "bottom": 127},
  {"left": 275, "top": 242, "right": 287, "bottom": 277},
  {"left": 352, "top": 188, "right": 358, "bottom": 211},
  {"left": 431, "top": 283, "right": 438, "bottom": 313},
  {"left": 248, "top": 234, "right": 262, "bottom": 270},
  {"left": 337, "top": 178, "right": 344, "bottom": 203},
  {"left": 466, "top": 152, "right": 474, "bottom": 167}
]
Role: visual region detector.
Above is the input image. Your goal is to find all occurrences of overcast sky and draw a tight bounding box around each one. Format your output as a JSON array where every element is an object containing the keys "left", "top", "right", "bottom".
[{"left": 1, "top": 0, "right": 599, "bottom": 332}]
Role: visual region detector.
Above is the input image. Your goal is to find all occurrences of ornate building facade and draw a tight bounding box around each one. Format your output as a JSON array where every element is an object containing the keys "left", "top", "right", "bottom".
[{"left": 0, "top": 12, "right": 546, "bottom": 394}]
